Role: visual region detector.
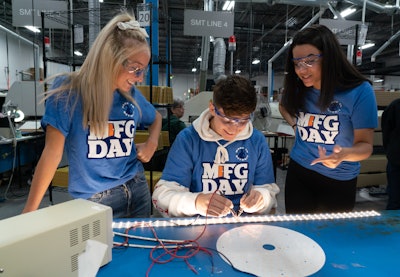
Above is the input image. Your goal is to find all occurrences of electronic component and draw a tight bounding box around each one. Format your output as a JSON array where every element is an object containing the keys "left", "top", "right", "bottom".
[{"left": 0, "top": 199, "right": 113, "bottom": 276}]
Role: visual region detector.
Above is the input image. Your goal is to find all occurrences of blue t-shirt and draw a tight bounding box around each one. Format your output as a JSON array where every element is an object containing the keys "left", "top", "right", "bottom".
[
  {"left": 42, "top": 76, "right": 157, "bottom": 198},
  {"left": 161, "top": 125, "right": 275, "bottom": 209},
  {"left": 290, "top": 81, "right": 378, "bottom": 180}
]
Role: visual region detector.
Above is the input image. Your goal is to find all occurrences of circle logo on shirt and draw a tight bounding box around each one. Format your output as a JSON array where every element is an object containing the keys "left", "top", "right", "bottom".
[
  {"left": 122, "top": 102, "right": 135, "bottom": 117},
  {"left": 327, "top": 101, "right": 342, "bottom": 114},
  {"left": 236, "top": 147, "right": 249, "bottom": 161}
]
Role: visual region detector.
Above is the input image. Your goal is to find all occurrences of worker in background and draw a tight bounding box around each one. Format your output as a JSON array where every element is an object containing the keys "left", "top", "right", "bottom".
[
  {"left": 162, "top": 99, "right": 186, "bottom": 144},
  {"left": 382, "top": 98, "right": 400, "bottom": 210}
]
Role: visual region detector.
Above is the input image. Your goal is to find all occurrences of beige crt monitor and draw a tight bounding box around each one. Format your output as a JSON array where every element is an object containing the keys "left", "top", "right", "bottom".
[{"left": 0, "top": 199, "right": 113, "bottom": 276}]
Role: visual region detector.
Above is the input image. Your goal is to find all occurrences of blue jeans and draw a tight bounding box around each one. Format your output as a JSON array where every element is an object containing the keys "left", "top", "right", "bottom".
[
  {"left": 88, "top": 171, "right": 151, "bottom": 218},
  {"left": 386, "top": 161, "right": 400, "bottom": 210}
]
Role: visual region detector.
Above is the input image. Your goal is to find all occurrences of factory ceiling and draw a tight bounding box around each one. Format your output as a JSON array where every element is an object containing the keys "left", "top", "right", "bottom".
[{"left": 1, "top": 0, "right": 400, "bottom": 79}]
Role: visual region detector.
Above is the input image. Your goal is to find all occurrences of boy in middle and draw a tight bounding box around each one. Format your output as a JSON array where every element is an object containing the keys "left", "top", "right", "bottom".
[{"left": 152, "top": 75, "right": 279, "bottom": 217}]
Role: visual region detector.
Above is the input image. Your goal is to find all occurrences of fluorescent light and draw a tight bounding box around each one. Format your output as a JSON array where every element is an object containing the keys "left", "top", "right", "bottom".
[
  {"left": 235, "top": 69, "right": 241, "bottom": 74},
  {"left": 334, "top": 7, "right": 356, "bottom": 19},
  {"left": 284, "top": 40, "right": 291, "bottom": 47},
  {"left": 252, "top": 58, "right": 260, "bottom": 65},
  {"left": 360, "top": 43, "right": 375, "bottom": 50},
  {"left": 373, "top": 79, "right": 384, "bottom": 83},
  {"left": 341, "top": 7, "right": 356, "bottom": 17},
  {"left": 24, "top": 26, "right": 40, "bottom": 33},
  {"left": 74, "top": 50, "right": 83, "bottom": 56},
  {"left": 222, "top": 1, "right": 235, "bottom": 11},
  {"left": 191, "top": 67, "right": 197, "bottom": 72}
]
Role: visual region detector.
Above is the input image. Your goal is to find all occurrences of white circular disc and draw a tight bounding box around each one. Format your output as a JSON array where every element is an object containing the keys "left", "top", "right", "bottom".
[
  {"left": 14, "top": 110, "right": 25, "bottom": 123},
  {"left": 216, "top": 224, "right": 325, "bottom": 276}
]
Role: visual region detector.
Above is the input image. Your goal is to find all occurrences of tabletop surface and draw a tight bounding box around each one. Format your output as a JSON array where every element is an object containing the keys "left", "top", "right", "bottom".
[
  {"left": 0, "top": 132, "right": 44, "bottom": 144},
  {"left": 98, "top": 210, "right": 400, "bottom": 277}
]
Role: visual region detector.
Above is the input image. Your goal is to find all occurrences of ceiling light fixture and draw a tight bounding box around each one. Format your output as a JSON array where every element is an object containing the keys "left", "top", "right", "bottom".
[
  {"left": 74, "top": 50, "right": 83, "bottom": 56},
  {"left": 252, "top": 58, "right": 260, "bottom": 65},
  {"left": 334, "top": 7, "right": 357, "bottom": 19},
  {"left": 235, "top": 69, "right": 241, "bottom": 74},
  {"left": 222, "top": 1, "right": 235, "bottom": 11},
  {"left": 360, "top": 42, "right": 375, "bottom": 50},
  {"left": 191, "top": 67, "right": 197, "bottom": 72},
  {"left": 197, "top": 56, "right": 202, "bottom": 62},
  {"left": 24, "top": 26, "right": 40, "bottom": 33}
]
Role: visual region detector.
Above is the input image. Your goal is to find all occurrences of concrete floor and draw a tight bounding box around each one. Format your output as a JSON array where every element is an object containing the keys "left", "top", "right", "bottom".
[{"left": 0, "top": 166, "right": 388, "bottom": 221}]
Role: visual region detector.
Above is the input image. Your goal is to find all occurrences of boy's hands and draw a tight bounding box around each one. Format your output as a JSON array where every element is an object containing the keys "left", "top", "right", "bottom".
[
  {"left": 195, "top": 193, "right": 233, "bottom": 217},
  {"left": 195, "top": 189, "right": 264, "bottom": 217},
  {"left": 239, "top": 190, "right": 264, "bottom": 214}
]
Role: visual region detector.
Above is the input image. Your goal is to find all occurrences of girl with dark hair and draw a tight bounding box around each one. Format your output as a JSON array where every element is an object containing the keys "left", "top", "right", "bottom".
[{"left": 279, "top": 24, "right": 378, "bottom": 214}]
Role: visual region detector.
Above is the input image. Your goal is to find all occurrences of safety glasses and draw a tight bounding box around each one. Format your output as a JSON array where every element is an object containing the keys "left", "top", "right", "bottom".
[
  {"left": 292, "top": 54, "right": 323, "bottom": 69},
  {"left": 213, "top": 104, "right": 251, "bottom": 127},
  {"left": 122, "top": 60, "right": 148, "bottom": 77}
]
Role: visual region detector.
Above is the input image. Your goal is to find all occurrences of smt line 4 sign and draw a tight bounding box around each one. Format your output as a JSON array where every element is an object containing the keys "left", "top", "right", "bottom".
[
  {"left": 12, "top": 0, "right": 68, "bottom": 29},
  {"left": 184, "top": 9, "right": 234, "bottom": 38}
]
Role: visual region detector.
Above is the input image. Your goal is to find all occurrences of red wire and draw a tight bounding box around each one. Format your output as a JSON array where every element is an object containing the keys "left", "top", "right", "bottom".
[{"left": 144, "top": 190, "right": 219, "bottom": 276}]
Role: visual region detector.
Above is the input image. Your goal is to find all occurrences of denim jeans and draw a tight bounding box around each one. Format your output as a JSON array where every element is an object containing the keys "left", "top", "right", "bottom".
[{"left": 87, "top": 171, "right": 151, "bottom": 218}]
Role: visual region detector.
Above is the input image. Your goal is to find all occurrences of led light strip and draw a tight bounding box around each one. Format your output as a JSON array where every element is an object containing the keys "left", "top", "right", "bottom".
[{"left": 113, "top": 210, "right": 381, "bottom": 229}]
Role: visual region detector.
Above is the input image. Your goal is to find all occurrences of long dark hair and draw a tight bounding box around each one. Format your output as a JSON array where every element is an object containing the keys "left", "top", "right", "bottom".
[{"left": 281, "top": 24, "right": 370, "bottom": 116}]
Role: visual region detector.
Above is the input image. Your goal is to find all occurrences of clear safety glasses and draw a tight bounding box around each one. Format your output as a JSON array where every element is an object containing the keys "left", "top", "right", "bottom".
[
  {"left": 213, "top": 104, "right": 251, "bottom": 127},
  {"left": 292, "top": 54, "right": 323, "bottom": 69}
]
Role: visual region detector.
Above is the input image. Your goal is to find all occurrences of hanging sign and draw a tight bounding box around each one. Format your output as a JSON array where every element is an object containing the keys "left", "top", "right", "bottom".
[
  {"left": 320, "top": 19, "right": 368, "bottom": 45},
  {"left": 137, "top": 3, "right": 151, "bottom": 27},
  {"left": 184, "top": 10, "right": 234, "bottom": 38},
  {"left": 12, "top": 0, "right": 68, "bottom": 29}
]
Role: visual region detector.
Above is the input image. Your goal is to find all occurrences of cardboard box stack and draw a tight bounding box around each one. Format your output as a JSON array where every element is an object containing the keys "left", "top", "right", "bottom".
[{"left": 357, "top": 91, "right": 400, "bottom": 187}]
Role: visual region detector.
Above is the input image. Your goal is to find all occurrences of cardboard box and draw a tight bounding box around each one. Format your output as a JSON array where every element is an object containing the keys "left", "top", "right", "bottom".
[
  {"left": 375, "top": 91, "right": 400, "bottom": 107},
  {"left": 136, "top": 85, "right": 174, "bottom": 104},
  {"left": 134, "top": 130, "right": 166, "bottom": 150},
  {"left": 359, "top": 155, "right": 387, "bottom": 173},
  {"left": 145, "top": 171, "right": 162, "bottom": 191},
  {"left": 22, "top": 67, "right": 44, "bottom": 81},
  {"left": 373, "top": 131, "right": 383, "bottom": 146},
  {"left": 52, "top": 166, "right": 69, "bottom": 188},
  {"left": 357, "top": 172, "right": 387, "bottom": 188}
]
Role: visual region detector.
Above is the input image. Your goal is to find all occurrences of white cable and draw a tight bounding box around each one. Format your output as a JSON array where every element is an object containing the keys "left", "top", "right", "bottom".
[
  {"left": 113, "top": 231, "right": 186, "bottom": 243},
  {"left": 113, "top": 242, "right": 194, "bottom": 249}
]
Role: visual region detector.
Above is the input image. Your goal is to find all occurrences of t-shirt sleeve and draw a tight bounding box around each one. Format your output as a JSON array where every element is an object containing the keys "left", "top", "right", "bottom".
[
  {"left": 160, "top": 128, "right": 195, "bottom": 188},
  {"left": 352, "top": 81, "right": 378, "bottom": 129},
  {"left": 41, "top": 76, "right": 73, "bottom": 137},
  {"left": 133, "top": 87, "right": 156, "bottom": 126},
  {"left": 253, "top": 131, "right": 275, "bottom": 186}
]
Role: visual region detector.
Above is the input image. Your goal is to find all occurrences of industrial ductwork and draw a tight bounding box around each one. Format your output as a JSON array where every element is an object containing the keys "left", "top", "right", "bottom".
[
  {"left": 236, "top": 0, "right": 400, "bottom": 14},
  {"left": 212, "top": 38, "right": 227, "bottom": 83}
]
